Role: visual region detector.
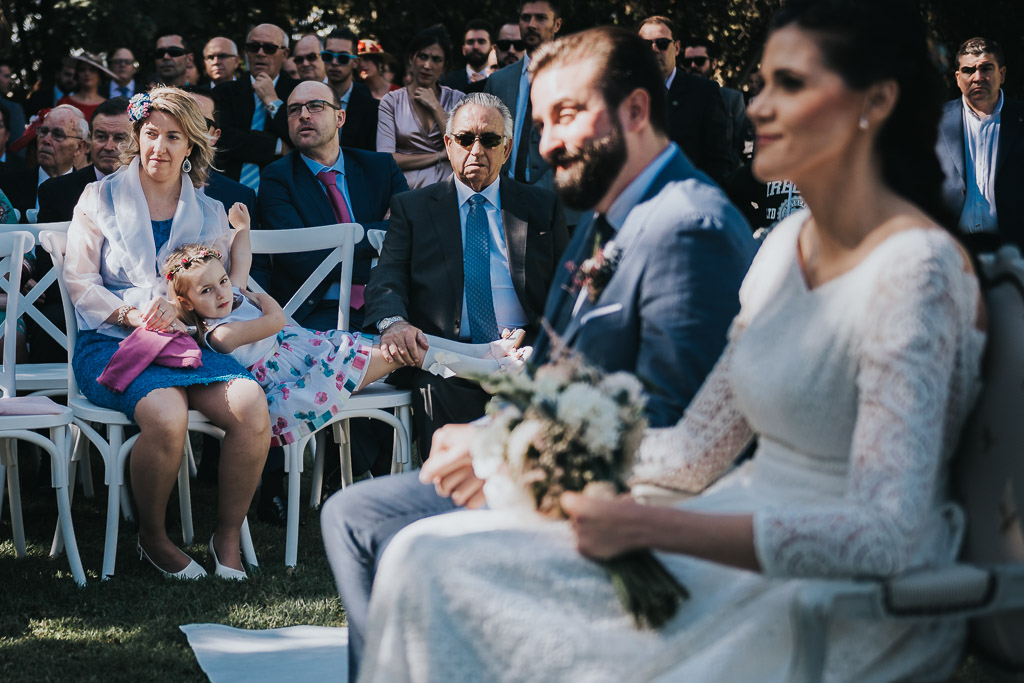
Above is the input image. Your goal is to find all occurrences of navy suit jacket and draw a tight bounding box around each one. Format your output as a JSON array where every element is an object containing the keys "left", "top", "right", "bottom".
[
  {"left": 340, "top": 82, "right": 381, "bottom": 152},
  {"left": 667, "top": 73, "right": 734, "bottom": 183},
  {"left": 257, "top": 147, "right": 409, "bottom": 323},
  {"left": 937, "top": 96, "right": 1024, "bottom": 249},
  {"left": 213, "top": 74, "right": 300, "bottom": 181},
  {"left": 204, "top": 170, "right": 259, "bottom": 228},
  {"left": 533, "top": 145, "right": 757, "bottom": 427},
  {"left": 37, "top": 165, "right": 98, "bottom": 222}
]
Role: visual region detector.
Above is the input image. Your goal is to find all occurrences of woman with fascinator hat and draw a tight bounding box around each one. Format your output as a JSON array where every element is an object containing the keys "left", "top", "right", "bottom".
[
  {"left": 56, "top": 51, "right": 115, "bottom": 121},
  {"left": 64, "top": 87, "right": 270, "bottom": 581}
]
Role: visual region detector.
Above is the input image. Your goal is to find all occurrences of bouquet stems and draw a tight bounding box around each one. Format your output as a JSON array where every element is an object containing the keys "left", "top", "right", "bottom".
[{"left": 602, "top": 551, "right": 690, "bottom": 630}]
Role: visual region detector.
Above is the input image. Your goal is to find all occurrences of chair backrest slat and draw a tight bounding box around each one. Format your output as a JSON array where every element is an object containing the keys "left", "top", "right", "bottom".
[
  {"left": 39, "top": 231, "right": 80, "bottom": 398},
  {"left": 0, "top": 231, "right": 36, "bottom": 397}
]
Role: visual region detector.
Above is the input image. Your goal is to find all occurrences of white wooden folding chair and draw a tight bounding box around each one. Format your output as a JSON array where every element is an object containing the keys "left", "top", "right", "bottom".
[
  {"left": 41, "top": 231, "right": 258, "bottom": 579},
  {"left": 788, "top": 245, "right": 1024, "bottom": 680},
  {"left": 249, "top": 224, "right": 413, "bottom": 567},
  {"left": 0, "top": 230, "right": 86, "bottom": 585}
]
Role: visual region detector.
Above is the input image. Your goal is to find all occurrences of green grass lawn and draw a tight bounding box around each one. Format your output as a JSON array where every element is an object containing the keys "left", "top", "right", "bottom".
[
  {"left": 0, "top": 446, "right": 345, "bottom": 682},
  {"left": 1, "top": 445, "right": 1022, "bottom": 682}
]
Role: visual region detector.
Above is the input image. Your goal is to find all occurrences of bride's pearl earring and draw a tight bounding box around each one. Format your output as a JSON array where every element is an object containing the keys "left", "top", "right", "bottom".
[
  {"left": 858, "top": 116, "right": 869, "bottom": 131},
  {"left": 182, "top": 158, "right": 192, "bottom": 173}
]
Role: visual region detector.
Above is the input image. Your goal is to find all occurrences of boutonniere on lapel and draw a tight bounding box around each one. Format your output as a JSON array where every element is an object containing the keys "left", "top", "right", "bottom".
[{"left": 572, "top": 240, "right": 623, "bottom": 303}]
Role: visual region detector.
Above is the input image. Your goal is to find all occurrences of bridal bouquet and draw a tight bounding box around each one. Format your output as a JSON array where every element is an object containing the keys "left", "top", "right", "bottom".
[{"left": 472, "top": 355, "right": 689, "bottom": 629}]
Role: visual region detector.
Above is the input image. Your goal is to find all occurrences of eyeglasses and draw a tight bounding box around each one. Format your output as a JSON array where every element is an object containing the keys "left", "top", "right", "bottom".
[
  {"left": 157, "top": 47, "right": 188, "bottom": 59},
  {"left": 495, "top": 39, "right": 526, "bottom": 52},
  {"left": 204, "top": 117, "right": 217, "bottom": 130},
  {"left": 451, "top": 132, "right": 505, "bottom": 149},
  {"left": 246, "top": 42, "right": 282, "bottom": 55},
  {"left": 415, "top": 52, "right": 444, "bottom": 65},
  {"left": 646, "top": 38, "right": 674, "bottom": 52},
  {"left": 92, "top": 131, "right": 129, "bottom": 144},
  {"left": 320, "top": 51, "right": 356, "bottom": 65},
  {"left": 286, "top": 99, "right": 341, "bottom": 117},
  {"left": 38, "top": 126, "right": 83, "bottom": 143},
  {"left": 109, "top": 59, "right": 137, "bottom": 68},
  {"left": 686, "top": 56, "right": 708, "bottom": 67},
  {"left": 293, "top": 52, "right": 320, "bottom": 65},
  {"left": 204, "top": 52, "right": 237, "bottom": 62}
]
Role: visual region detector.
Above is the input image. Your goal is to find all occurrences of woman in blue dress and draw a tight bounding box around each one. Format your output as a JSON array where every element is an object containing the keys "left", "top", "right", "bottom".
[{"left": 64, "top": 88, "right": 270, "bottom": 581}]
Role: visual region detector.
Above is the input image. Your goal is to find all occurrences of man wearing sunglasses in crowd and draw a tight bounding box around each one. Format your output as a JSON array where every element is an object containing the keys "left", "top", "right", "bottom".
[
  {"left": 323, "top": 28, "right": 379, "bottom": 152},
  {"left": 203, "top": 37, "right": 241, "bottom": 87},
  {"left": 364, "top": 91, "right": 567, "bottom": 465},
  {"left": 293, "top": 34, "right": 327, "bottom": 83},
  {"left": 152, "top": 34, "right": 195, "bottom": 88},
  {"left": 683, "top": 38, "right": 752, "bottom": 166},
  {"left": 441, "top": 19, "right": 492, "bottom": 94},
  {"left": 213, "top": 23, "right": 299, "bottom": 189},
  {"left": 493, "top": 22, "right": 525, "bottom": 70}
]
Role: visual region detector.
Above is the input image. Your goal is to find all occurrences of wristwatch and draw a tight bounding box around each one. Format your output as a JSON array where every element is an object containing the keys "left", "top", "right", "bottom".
[
  {"left": 265, "top": 99, "right": 283, "bottom": 117},
  {"left": 376, "top": 316, "right": 405, "bottom": 333}
]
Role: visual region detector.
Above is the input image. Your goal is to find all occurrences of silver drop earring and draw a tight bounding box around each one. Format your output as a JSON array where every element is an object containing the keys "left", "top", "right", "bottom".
[
  {"left": 182, "top": 158, "right": 192, "bottom": 173},
  {"left": 858, "top": 116, "right": 869, "bottom": 131}
]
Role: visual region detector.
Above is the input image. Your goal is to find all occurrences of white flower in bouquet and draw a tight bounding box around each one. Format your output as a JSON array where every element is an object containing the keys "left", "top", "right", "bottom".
[
  {"left": 482, "top": 472, "right": 536, "bottom": 512},
  {"left": 472, "top": 404, "right": 522, "bottom": 479},
  {"left": 506, "top": 419, "right": 543, "bottom": 471},
  {"left": 556, "top": 383, "right": 622, "bottom": 456},
  {"left": 600, "top": 372, "right": 646, "bottom": 406}
]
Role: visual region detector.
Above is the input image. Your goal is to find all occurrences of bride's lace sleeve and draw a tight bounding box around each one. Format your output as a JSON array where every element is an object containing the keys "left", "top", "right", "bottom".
[
  {"left": 629, "top": 325, "right": 755, "bottom": 492},
  {"left": 754, "top": 242, "right": 977, "bottom": 578}
]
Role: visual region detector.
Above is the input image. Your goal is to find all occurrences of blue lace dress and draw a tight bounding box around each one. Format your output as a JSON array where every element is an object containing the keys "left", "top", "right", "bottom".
[{"left": 72, "top": 219, "right": 252, "bottom": 418}]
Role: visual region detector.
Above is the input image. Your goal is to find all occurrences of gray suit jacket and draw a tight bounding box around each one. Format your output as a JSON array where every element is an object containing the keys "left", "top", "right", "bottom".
[
  {"left": 484, "top": 60, "right": 552, "bottom": 192},
  {"left": 534, "top": 145, "right": 757, "bottom": 427},
  {"left": 937, "top": 96, "right": 1024, "bottom": 249}
]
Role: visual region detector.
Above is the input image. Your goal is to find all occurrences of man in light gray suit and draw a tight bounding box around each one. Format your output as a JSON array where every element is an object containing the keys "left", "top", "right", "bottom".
[
  {"left": 484, "top": 0, "right": 562, "bottom": 191},
  {"left": 321, "top": 27, "right": 756, "bottom": 681}
]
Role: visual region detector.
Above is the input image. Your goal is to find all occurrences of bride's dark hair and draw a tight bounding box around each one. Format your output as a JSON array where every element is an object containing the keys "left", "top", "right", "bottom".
[{"left": 771, "top": 0, "right": 953, "bottom": 228}]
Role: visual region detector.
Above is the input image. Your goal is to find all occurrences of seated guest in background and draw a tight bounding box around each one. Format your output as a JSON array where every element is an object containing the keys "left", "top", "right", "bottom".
[
  {"left": 441, "top": 19, "right": 492, "bottom": 94},
  {"left": 256, "top": 79, "right": 408, "bottom": 517},
  {"left": 378, "top": 26, "right": 465, "bottom": 189},
  {"left": 639, "top": 16, "right": 733, "bottom": 183},
  {"left": 203, "top": 37, "right": 241, "bottom": 87},
  {"left": 937, "top": 37, "right": 1024, "bottom": 252},
  {"left": 25, "top": 56, "right": 77, "bottom": 117},
  {"left": 357, "top": 50, "right": 400, "bottom": 101},
  {"left": 365, "top": 91, "right": 568, "bottom": 461},
  {"left": 0, "top": 103, "right": 32, "bottom": 214},
  {"left": 683, "top": 37, "right": 753, "bottom": 165},
  {"left": 0, "top": 60, "right": 27, "bottom": 141},
  {"left": 282, "top": 57, "right": 299, "bottom": 81},
  {"left": 214, "top": 23, "right": 298, "bottom": 189},
  {"left": 56, "top": 53, "right": 112, "bottom": 129},
  {"left": 492, "top": 22, "right": 525, "bottom": 70},
  {"left": 152, "top": 34, "right": 194, "bottom": 88},
  {"left": 6, "top": 104, "right": 88, "bottom": 218},
  {"left": 324, "top": 29, "right": 379, "bottom": 152},
  {"left": 107, "top": 48, "right": 139, "bottom": 98},
  {"left": 293, "top": 34, "right": 326, "bottom": 83}
]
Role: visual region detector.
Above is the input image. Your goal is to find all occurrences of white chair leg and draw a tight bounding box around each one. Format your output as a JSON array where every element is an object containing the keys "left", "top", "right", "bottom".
[
  {"left": 102, "top": 425, "right": 125, "bottom": 579},
  {"left": 185, "top": 435, "right": 198, "bottom": 478},
  {"left": 309, "top": 431, "right": 326, "bottom": 508},
  {"left": 284, "top": 443, "right": 302, "bottom": 567},
  {"left": 340, "top": 420, "right": 354, "bottom": 488},
  {"left": 73, "top": 426, "right": 94, "bottom": 499},
  {"left": 398, "top": 405, "right": 413, "bottom": 471},
  {"left": 4, "top": 440, "right": 26, "bottom": 558},
  {"left": 240, "top": 517, "right": 258, "bottom": 568},
  {"left": 0, "top": 461, "right": 5, "bottom": 523},
  {"left": 48, "top": 426, "right": 86, "bottom": 586},
  {"left": 178, "top": 450, "right": 194, "bottom": 545}
]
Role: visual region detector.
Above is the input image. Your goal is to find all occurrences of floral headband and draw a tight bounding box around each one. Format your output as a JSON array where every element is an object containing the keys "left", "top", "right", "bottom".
[
  {"left": 165, "top": 247, "right": 222, "bottom": 281},
  {"left": 127, "top": 93, "right": 152, "bottom": 122}
]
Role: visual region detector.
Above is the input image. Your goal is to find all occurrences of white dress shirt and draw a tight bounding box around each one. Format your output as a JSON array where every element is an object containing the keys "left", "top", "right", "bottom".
[{"left": 959, "top": 90, "right": 1003, "bottom": 234}]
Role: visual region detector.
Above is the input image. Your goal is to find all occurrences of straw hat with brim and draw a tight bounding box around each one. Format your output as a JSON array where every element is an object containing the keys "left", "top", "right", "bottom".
[{"left": 71, "top": 51, "right": 118, "bottom": 81}]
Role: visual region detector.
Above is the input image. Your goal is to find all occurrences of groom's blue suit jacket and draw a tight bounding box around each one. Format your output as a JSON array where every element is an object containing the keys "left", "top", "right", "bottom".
[{"left": 534, "top": 145, "right": 757, "bottom": 428}]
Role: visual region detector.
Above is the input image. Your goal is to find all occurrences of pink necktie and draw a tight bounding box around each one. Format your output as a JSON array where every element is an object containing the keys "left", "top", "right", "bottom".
[{"left": 315, "top": 168, "right": 363, "bottom": 310}]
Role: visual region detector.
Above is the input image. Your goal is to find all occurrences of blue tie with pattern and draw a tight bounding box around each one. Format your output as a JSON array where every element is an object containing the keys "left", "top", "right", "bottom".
[
  {"left": 239, "top": 97, "right": 266, "bottom": 189},
  {"left": 464, "top": 194, "right": 498, "bottom": 343}
]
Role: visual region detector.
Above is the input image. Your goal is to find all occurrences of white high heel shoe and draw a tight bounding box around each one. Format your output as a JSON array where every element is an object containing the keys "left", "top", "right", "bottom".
[
  {"left": 209, "top": 535, "right": 248, "bottom": 581},
  {"left": 137, "top": 538, "right": 207, "bottom": 580}
]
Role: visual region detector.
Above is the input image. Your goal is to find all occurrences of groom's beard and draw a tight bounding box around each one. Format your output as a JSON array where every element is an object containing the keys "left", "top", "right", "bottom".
[{"left": 548, "top": 118, "right": 627, "bottom": 211}]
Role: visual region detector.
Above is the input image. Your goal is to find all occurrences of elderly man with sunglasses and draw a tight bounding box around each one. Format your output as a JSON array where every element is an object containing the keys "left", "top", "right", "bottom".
[
  {"left": 364, "top": 91, "right": 568, "bottom": 465},
  {"left": 323, "top": 28, "right": 379, "bottom": 152},
  {"left": 213, "top": 23, "right": 300, "bottom": 189},
  {"left": 153, "top": 34, "right": 195, "bottom": 87}
]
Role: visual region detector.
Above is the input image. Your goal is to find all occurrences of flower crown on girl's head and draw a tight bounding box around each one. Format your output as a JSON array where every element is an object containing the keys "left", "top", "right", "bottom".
[
  {"left": 127, "top": 93, "right": 152, "bottom": 122},
  {"left": 165, "top": 247, "right": 222, "bottom": 281}
]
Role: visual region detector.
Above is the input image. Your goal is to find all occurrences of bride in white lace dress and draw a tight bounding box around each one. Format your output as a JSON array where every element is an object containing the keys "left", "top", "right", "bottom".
[{"left": 357, "top": 2, "right": 986, "bottom": 681}]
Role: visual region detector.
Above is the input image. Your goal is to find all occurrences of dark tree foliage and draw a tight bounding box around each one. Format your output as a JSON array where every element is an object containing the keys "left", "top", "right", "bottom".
[{"left": 0, "top": 0, "right": 1020, "bottom": 98}]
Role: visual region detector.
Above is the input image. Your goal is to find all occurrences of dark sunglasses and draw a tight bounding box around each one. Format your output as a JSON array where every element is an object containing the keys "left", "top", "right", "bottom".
[
  {"left": 38, "top": 126, "right": 83, "bottom": 143},
  {"left": 646, "top": 38, "right": 674, "bottom": 51},
  {"left": 204, "top": 52, "right": 236, "bottom": 62},
  {"left": 286, "top": 99, "right": 341, "bottom": 117},
  {"left": 157, "top": 47, "right": 187, "bottom": 59},
  {"left": 320, "top": 50, "right": 355, "bottom": 65},
  {"left": 452, "top": 132, "right": 505, "bottom": 149},
  {"left": 293, "top": 52, "right": 320, "bottom": 65},
  {"left": 686, "top": 56, "right": 708, "bottom": 67},
  {"left": 245, "top": 41, "right": 282, "bottom": 55},
  {"left": 204, "top": 117, "right": 217, "bottom": 130},
  {"left": 495, "top": 39, "right": 526, "bottom": 52}
]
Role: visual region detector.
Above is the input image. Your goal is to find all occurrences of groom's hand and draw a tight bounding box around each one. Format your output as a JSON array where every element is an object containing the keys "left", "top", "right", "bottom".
[{"left": 420, "top": 424, "right": 486, "bottom": 509}]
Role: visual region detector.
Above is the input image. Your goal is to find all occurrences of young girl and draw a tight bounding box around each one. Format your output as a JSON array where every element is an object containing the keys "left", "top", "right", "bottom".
[{"left": 163, "top": 204, "right": 524, "bottom": 447}]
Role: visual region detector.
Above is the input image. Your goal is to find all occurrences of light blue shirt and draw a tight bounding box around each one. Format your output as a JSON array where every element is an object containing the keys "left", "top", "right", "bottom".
[
  {"left": 302, "top": 151, "right": 356, "bottom": 300},
  {"left": 454, "top": 175, "right": 527, "bottom": 336},
  {"left": 605, "top": 143, "right": 676, "bottom": 230},
  {"left": 509, "top": 55, "right": 532, "bottom": 181},
  {"left": 959, "top": 90, "right": 1002, "bottom": 234}
]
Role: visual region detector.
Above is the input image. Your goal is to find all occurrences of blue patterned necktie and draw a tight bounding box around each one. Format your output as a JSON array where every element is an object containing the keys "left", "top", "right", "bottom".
[
  {"left": 239, "top": 97, "right": 267, "bottom": 189},
  {"left": 118, "top": 86, "right": 129, "bottom": 97},
  {"left": 464, "top": 194, "right": 498, "bottom": 342}
]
